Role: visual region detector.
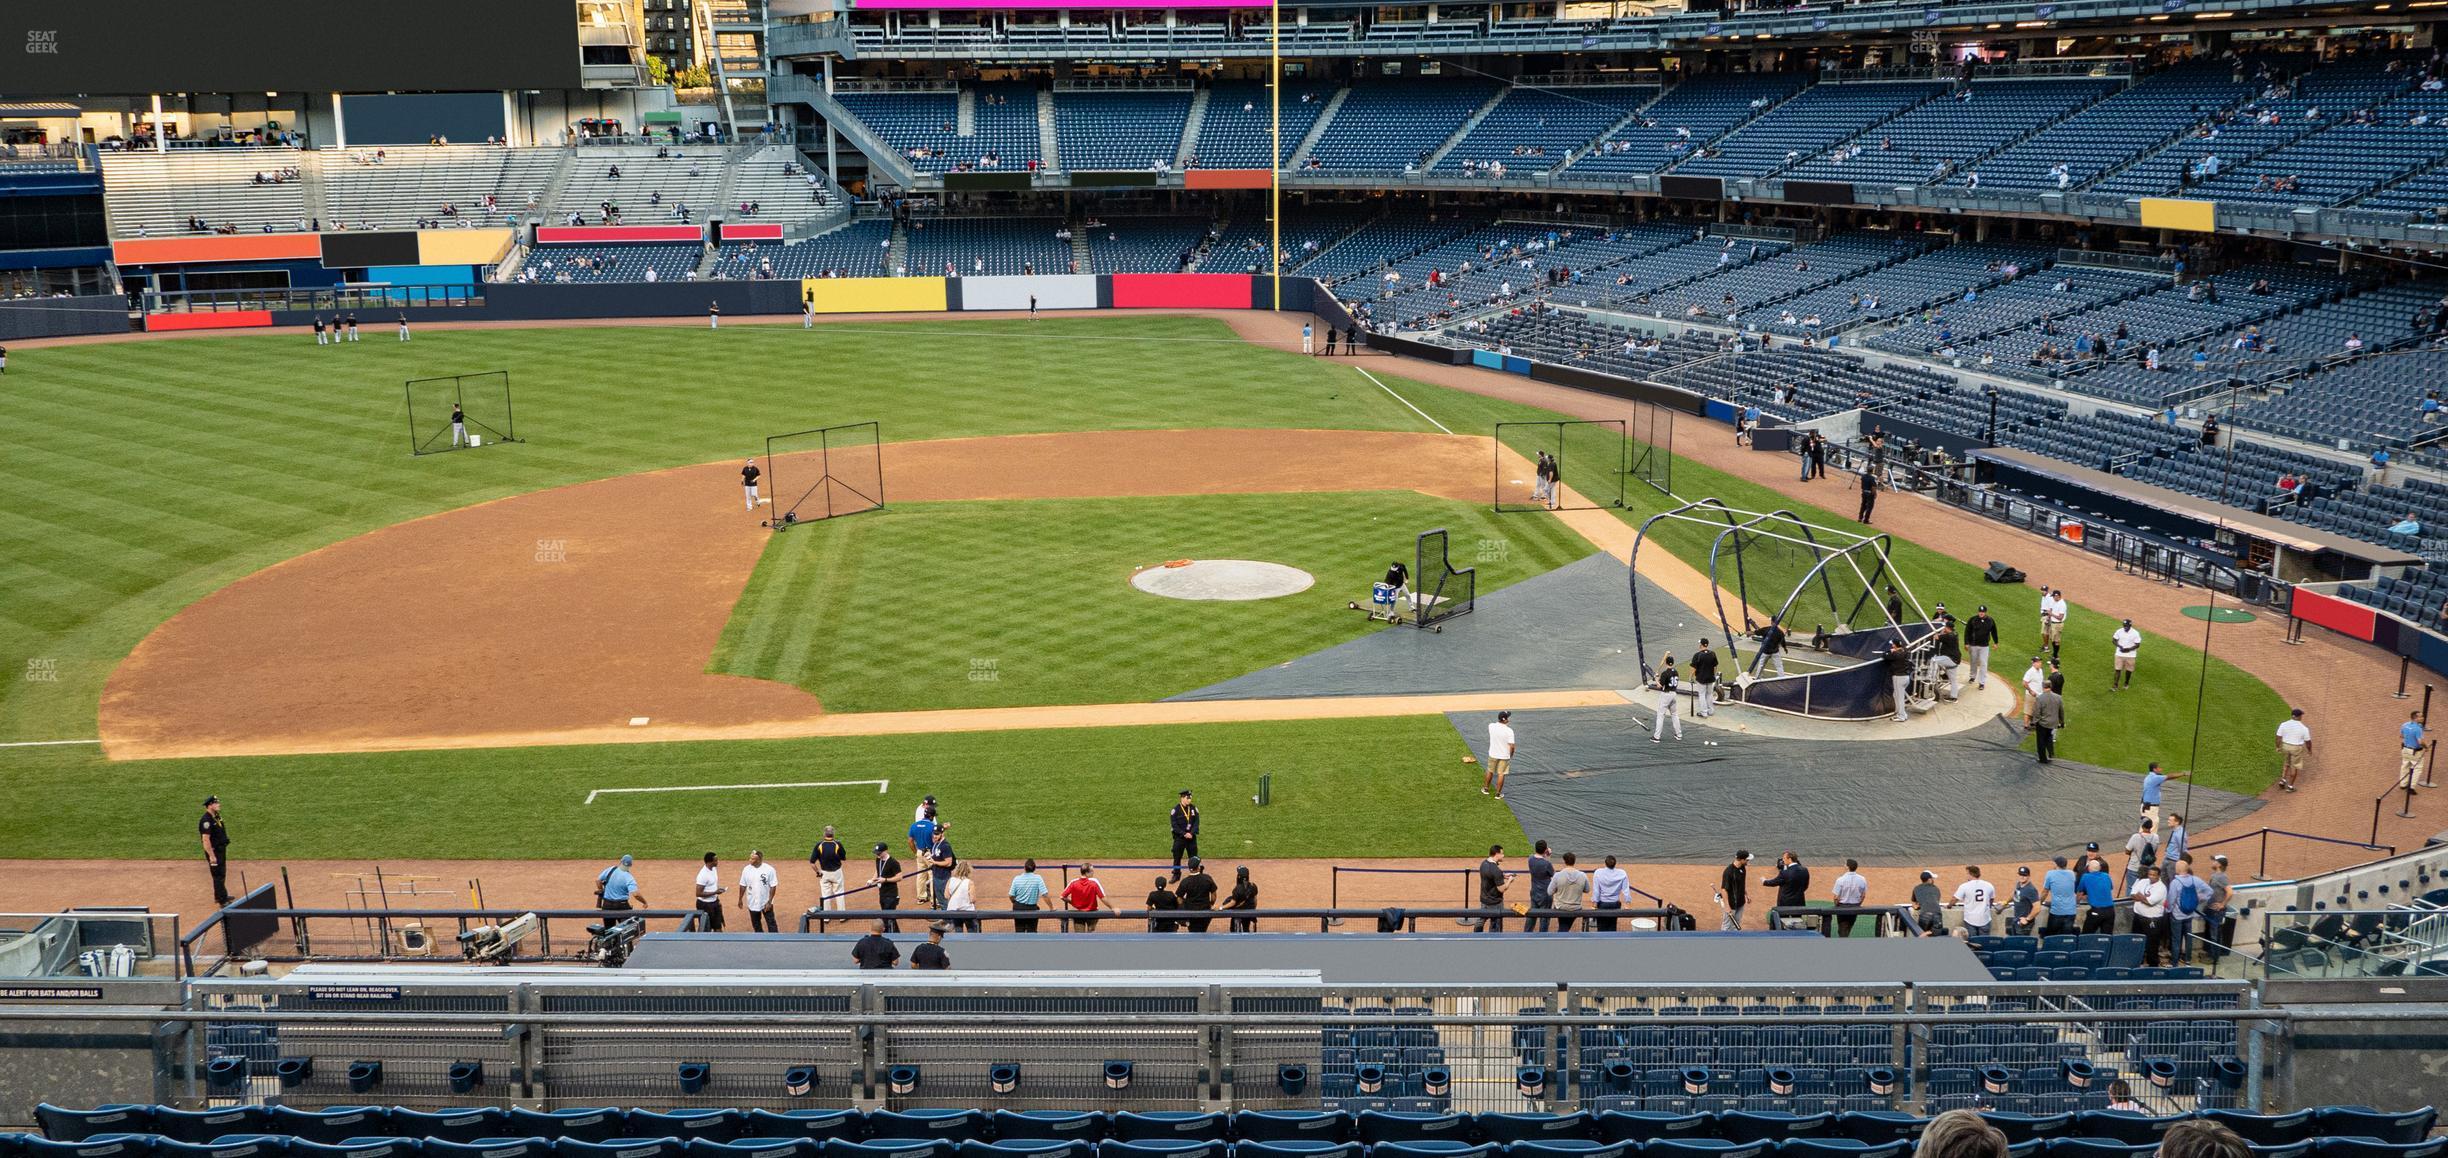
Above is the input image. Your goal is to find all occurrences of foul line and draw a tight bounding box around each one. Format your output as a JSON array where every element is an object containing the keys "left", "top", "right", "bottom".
[
  {"left": 585, "top": 778, "right": 889, "bottom": 805},
  {"left": 0, "top": 739, "right": 102, "bottom": 748},
  {"left": 1356, "top": 367, "right": 1452, "bottom": 435}
]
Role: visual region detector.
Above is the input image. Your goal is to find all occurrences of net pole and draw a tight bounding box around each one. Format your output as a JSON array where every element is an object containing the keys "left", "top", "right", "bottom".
[
  {"left": 498, "top": 372, "right": 515, "bottom": 443},
  {"left": 404, "top": 382, "right": 420, "bottom": 456}
]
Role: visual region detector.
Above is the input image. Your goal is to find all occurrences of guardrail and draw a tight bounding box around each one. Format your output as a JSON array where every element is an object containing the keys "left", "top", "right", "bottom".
[
  {"left": 2191, "top": 828, "right": 2398, "bottom": 884},
  {"left": 179, "top": 902, "right": 709, "bottom": 976},
  {"left": 794, "top": 905, "right": 1699, "bottom": 934}
]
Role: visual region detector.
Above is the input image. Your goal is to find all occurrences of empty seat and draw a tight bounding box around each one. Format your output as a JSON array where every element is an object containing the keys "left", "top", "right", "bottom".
[
  {"left": 2313, "top": 1143, "right": 2446, "bottom": 1158},
  {"left": 823, "top": 1143, "right": 954, "bottom": 1158},
  {"left": 868, "top": 1117, "right": 987, "bottom": 1144},
  {"left": 1978, "top": 1116, "right": 2072, "bottom": 1145},
  {"left": 1231, "top": 1116, "right": 1347, "bottom": 1144},
  {"left": 1505, "top": 1145, "right": 1629, "bottom": 1158},
  {"left": 1833, "top": 1115, "right": 1927, "bottom": 1144},
  {"left": 1476, "top": 1118, "right": 1591, "bottom": 1145},
  {"left": 1099, "top": 1144, "right": 1223, "bottom": 1158},
  {"left": 558, "top": 1141, "right": 687, "bottom": 1158},
  {"left": 2205, "top": 1112, "right": 2318, "bottom": 1147},
  {"left": 393, "top": 1112, "right": 508, "bottom": 1145},
  {"left": 260, "top": 1112, "right": 388, "bottom": 1148},
  {"left": 155, "top": 1141, "right": 284, "bottom": 1158},
  {"left": 2312, "top": 1110, "right": 2438, "bottom": 1146},
  {"left": 426, "top": 1142, "right": 552, "bottom": 1158},
  {"left": 1228, "top": 1144, "right": 1358, "bottom": 1158},
  {"left": 509, "top": 1113, "right": 627, "bottom": 1146},
  {"left": 1108, "top": 1122, "right": 1225, "bottom": 1146},
  {"left": 957, "top": 1143, "right": 1089, "bottom": 1158},
  {"left": 1778, "top": 1145, "right": 1907, "bottom": 1158},
  {"left": 743, "top": 1116, "right": 864, "bottom": 1144},
  {"left": 630, "top": 1115, "right": 742, "bottom": 1145},
  {"left": 2068, "top": 1115, "right": 2187, "bottom": 1146},
  {"left": 995, "top": 1116, "right": 1107, "bottom": 1143},
  {"left": 1717, "top": 1116, "right": 1834, "bottom": 1144},
  {"left": 21, "top": 1140, "right": 159, "bottom": 1158},
  {"left": 1643, "top": 1143, "right": 1770, "bottom": 1158},
  {"left": 2044, "top": 1142, "right": 2156, "bottom": 1158},
  {"left": 38, "top": 1108, "right": 155, "bottom": 1143},
  {"left": 687, "top": 1143, "right": 814, "bottom": 1158},
  {"left": 292, "top": 1141, "right": 420, "bottom": 1158},
  {"left": 1368, "top": 1145, "right": 1492, "bottom": 1158},
  {"left": 1356, "top": 1116, "right": 1467, "bottom": 1144}
]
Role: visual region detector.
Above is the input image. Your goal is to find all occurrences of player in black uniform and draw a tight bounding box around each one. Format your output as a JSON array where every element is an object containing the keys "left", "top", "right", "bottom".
[{"left": 741, "top": 457, "right": 762, "bottom": 511}]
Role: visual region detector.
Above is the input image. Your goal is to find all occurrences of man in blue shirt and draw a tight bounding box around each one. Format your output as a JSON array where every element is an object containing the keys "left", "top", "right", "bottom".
[
  {"left": 1007, "top": 858, "right": 1049, "bottom": 933},
  {"left": 2164, "top": 813, "right": 2189, "bottom": 868},
  {"left": 2039, "top": 855, "right": 2081, "bottom": 937},
  {"left": 597, "top": 854, "right": 646, "bottom": 911},
  {"left": 908, "top": 809, "right": 938, "bottom": 858},
  {"left": 2139, "top": 761, "right": 2189, "bottom": 832},
  {"left": 2400, "top": 710, "right": 2429, "bottom": 791},
  {"left": 2077, "top": 854, "right": 2117, "bottom": 935},
  {"left": 924, "top": 826, "right": 957, "bottom": 909}
]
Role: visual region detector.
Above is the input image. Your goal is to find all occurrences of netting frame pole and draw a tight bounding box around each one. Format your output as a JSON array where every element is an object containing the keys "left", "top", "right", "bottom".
[
  {"left": 404, "top": 370, "right": 515, "bottom": 457},
  {"left": 762, "top": 419, "right": 885, "bottom": 532}
]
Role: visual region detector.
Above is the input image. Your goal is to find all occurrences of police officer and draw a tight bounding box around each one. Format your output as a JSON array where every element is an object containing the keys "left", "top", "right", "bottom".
[
  {"left": 198, "top": 795, "right": 232, "bottom": 904},
  {"left": 1169, "top": 790, "right": 1200, "bottom": 872}
]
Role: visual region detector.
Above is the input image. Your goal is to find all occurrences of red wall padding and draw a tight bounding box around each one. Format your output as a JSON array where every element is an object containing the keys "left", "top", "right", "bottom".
[
  {"left": 1110, "top": 273, "right": 1253, "bottom": 309},
  {"left": 2294, "top": 588, "right": 2378, "bottom": 641},
  {"left": 147, "top": 310, "right": 272, "bottom": 331},
  {"left": 535, "top": 225, "right": 704, "bottom": 245}
]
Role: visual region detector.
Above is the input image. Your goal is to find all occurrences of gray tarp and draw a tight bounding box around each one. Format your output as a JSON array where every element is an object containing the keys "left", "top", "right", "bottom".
[{"left": 1446, "top": 707, "right": 2261, "bottom": 865}]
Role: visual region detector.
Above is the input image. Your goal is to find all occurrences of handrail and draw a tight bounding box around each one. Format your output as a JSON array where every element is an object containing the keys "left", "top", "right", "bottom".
[
  {"left": 790, "top": 905, "right": 1695, "bottom": 933},
  {"left": 2188, "top": 827, "right": 2395, "bottom": 883},
  {"left": 181, "top": 901, "right": 710, "bottom": 974}
]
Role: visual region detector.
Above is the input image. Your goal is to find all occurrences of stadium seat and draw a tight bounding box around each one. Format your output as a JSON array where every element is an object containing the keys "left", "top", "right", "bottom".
[
  {"left": 38, "top": 1108, "right": 155, "bottom": 1143},
  {"left": 259, "top": 1113, "right": 387, "bottom": 1148},
  {"left": 1977, "top": 1116, "right": 2071, "bottom": 1145},
  {"left": 1475, "top": 1118, "right": 1591, "bottom": 1145},
  {"left": 1642, "top": 1143, "right": 1770, "bottom": 1158},
  {"left": 1229, "top": 1144, "right": 1359, "bottom": 1158},
  {"left": 2206, "top": 1112, "right": 2319, "bottom": 1147},
  {"left": 992, "top": 1119, "right": 1106, "bottom": 1144},
  {"left": 392, "top": 1113, "right": 507, "bottom": 1145},
  {"left": 1593, "top": 1116, "right": 1711, "bottom": 1145},
  {"left": 2313, "top": 1143, "right": 2445, "bottom": 1158},
  {"left": 1777, "top": 1144, "right": 1907, "bottom": 1158},
  {"left": 1230, "top": 1116, "right": 1347, "bottom": 1144},
  {"left": 1715, "top": 1116, "right": 1834, "bottom": 1144},
  {"left": 629, "top": 1115, "right": 743, "bottom": 1145},
  {"left": 154, "top": 1141, "right": 286, "bottom": 1158},
  {"left": 868, "top": 1118, "right": 986, "bottom": 1144},
  {"left": 1356, "top": 1115, "right": 1468, "bottom": 1144},
  {"left": 958, "top": 1142, "right": 1091, "bottom": 1158},
  {"left": 687, "top": 1142, "right": 814, "bottom": 1158},
  {"left": 2312, "top": 1109, "right": 2438, "bottom": 1145},
  {"left": 2044, "top": 1142, "right": 2155, "bottom": 1158},
  {"left": 1832, "top": 1115, "right": 1926, "bottom": 1144},
  {"left": 1100, "top": 1125, "right": 1221, "bottom": 1148},
  {"left": 823, "top": 1142, "right": 955, "bottom": 1158},
  {"left": 2068, "top": 1115, "right": 2187, "bottom": 1146},
  {"left": 426, "top": 1142, "right": 552, "bottom": 1158},
  {"left": 743, "top": 1115, "right": 865, "bottom": 1143},
  {"left": 508, "top": 1113, "right": 627, "bottom": 1146},
  {"left": 291, "top": 1141, "right": 419, "bottom": 1158},
  {"left": 1504, "top": 1145, "right": 1628, "bottom": 1158},
  {"left": 1098, "top": 1143, "right": 1222, "bottom": 1158},
  {"left": 20, "top": 1138, "right": 158, "bottom": 1158},
  {"left": 557, "top": 1140, "right": 687, "bottom": 1158},
  {"left": 2246, "top": 1145, "right": 2315, "bottom": 1158}
]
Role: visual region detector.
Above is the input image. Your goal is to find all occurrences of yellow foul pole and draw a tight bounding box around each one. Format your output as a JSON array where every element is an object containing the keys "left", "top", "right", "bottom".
[{"left": 1269, "top": 0, "right": 1281, "bottom": 310}]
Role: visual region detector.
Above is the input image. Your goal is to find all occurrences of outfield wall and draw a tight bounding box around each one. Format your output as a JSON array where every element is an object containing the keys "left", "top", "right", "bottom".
[{"left": 0, "top": 294, "right": 131, "bottom": 340}]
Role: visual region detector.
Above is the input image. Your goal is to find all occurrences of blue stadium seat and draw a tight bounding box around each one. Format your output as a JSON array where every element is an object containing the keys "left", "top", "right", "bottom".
[
  {"left": 743, "top": 1114, "right": 864, "bottom": 1144},
  {"left": 1832, "top": 1115, "right": 1926, "bottom": 1144},
  {"left": 21, "top": 1139, "right": 156, "bottom": 1158},
  {"left": 1976, "top": 1115, "right": 2071, "bottom": 1144},
  {"left": 267, "top": 1112, "right": 390, "bottom": 1147},
  {"left": 1367, "top": 1144, "right": 1492, "bottom": 1158},
  {"left": 1230, "top": 1116, "right": 1347, "bottom": 1144},
  {"left": 38, "top": 1108, "right": 154, "bottom": 1142},
  {"left": 425, "top": 1142, "right": 552, "bottom": 1158},
  {"left": 1641, "top": 1143, "right": 1770, "bottom": 1158},
  {"left": 957, "top": 1142, "right": 1091, "bottom": 1158},
  {"left": 630, "top": 1114, "right": 743, "bottom": 1145},
  {"left": 557, "top": 1140, "right": 687, "bottom": 1158},
  {"left": 2246, "top": 1145, "right": 2315, "bottom": 1158},
  {"left": 1356, "top": 1116, "right": 1468, "bottom": 1144},
  {"left": 686, "top": 1142, "right": 814, "bottom": 1158},
  {"left": 868, "top": 1117, "right": 987, "bottom": 1144},
  {"left": 2068, "top": 1114, "right": 2187, "bottom": 1146},
  {"left": 1230, "top": 1146, "right": 1357, "bottom": 1158},
  {"left": 291, "top": 1141, "right": 419, "bottom": 1158},
  {"left": 1475, "top": 1118, "right": 1591, "bottom": 1145},
  {"left": 1096, "top": 1144, "right": 1223, "bottom": 1158},
  {"left": 2313, "top": 1143, "right": 2444, "bottom": 1158},
  {"left": 155, "top": 1141, "right": 286, "bottom": 1158},
  {"left": 2313, "top": 1109, "right": 2438, "bottom": 1146},
  {"left": 2044, "top": 1142, "right": 2155, "bottom": 1158},
  {"left": 1504, "top": 1145, "right": 1628, "bottom": 1158},
  {"left": 1107, "top": 1124, "right": 1223, "bottom": 1147},
  {"left": 1777, "top": 1144, "right": 1906, "bottom": 1158},
  {"left": 1715, "top": 1116, "right": 1832, "bottom": 1145},
  {"left": 1593, "top": 1116, "right": 1710, "bottom": 1144},
  {"left": 392, "top": 1112, "right": 507, "bottom": 1145},
  {"left": 822, "top": 1142, "right": 955, "bottom": 1158},
  {"left": 2206, "top": 1112, "right": 2319, "bottom": 1147},
  {"left": 991, "top": 1116, "right": 1105, "bottom": 1144},
  {"left": 509, "top": 1112, "right": 627, "bottom": 1146}
]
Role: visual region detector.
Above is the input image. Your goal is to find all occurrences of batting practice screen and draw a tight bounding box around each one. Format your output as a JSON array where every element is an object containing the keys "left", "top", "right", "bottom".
[
  {"left": 405, "top": 371, "right": 515, "bottom": 456},
  {"left": 1628, "top": 398, "right": 1675, "bottom": 497},
  {"left": 765, "top": 421, "right": 885, "bottom": 529},
  {"left": 1415, "top": 528, "right": 1476, "bottom": 628},
  {"left": 1495, "top": 420, "right": 1626, "bottom": 512}
]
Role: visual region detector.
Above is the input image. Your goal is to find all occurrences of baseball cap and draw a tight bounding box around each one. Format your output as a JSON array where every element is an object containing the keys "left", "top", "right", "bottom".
[
  {"left": 619, "top": 854, "right": 633, "bottom": 866},
  {"left": 1977, "top": 604, "right": 1987, "bottom": 612},
  {"left": 2086, "top": 841, "right": 2100, "bottom": 851},
  {"left": 2213, "top": 855, "right": 2229, "bottom": 864},
  {"left": 1919, "top": 870, "right": 1934, "bottom": 881},
  {"left": 922, "top": 794, "right": 936, "bottom": 804},
  {"left": 873, "top": 842, "right": 889, "bottom": 853},
  {"left": 203, "top": 794, "right": 219, "bottom": 806},
  {"left": 2017, "top": 866, "right": 2031, "bottom": 876}
]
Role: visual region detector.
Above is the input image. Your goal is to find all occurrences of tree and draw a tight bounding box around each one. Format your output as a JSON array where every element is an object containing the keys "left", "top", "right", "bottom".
[
  {"left": 645, "top": 54, "right": 672, "bottom": 86},
  {"left": 679, "top": 63, "right": 715, "bottom": 89}
]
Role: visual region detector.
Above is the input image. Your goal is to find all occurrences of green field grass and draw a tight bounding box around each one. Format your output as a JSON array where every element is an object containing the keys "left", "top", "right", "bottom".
[
  {"left": 712, "top": 491, "right": 1594, "bottom": 711},
  {"left": 0, "top": 716, "right": 1521, "bottom": 862},
  {"left": 0, "top": 316, "right": 1429, "bottom": 741}
]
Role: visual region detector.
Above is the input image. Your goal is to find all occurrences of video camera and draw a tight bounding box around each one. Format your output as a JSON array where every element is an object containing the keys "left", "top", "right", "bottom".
[
  {"left": 586, "top": 916, "right": 646, "bottom": 968},
  {"left": 456, "top": 912, "right": 540, "bottom": 965}
]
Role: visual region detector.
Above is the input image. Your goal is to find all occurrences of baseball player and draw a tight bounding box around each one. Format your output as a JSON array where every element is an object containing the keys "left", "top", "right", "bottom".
[
  {"left": 450, "top": 402, "right": 467, "bottom": 448},
  {"left": 1652, "top": 654, "right": 1684, "bottom": 742},
  {"left": 397, "top": 313, "right": 411, "bottom": 341},
  {"left": 1383, "top": 559, "right": 1410, "bottom": 618},
  {"left": 742, "top": 457, "right": 763, "bottom": 511},
  {"left": 312, "top": 316, "right": 328, "bottom": 346},
  {"left": 345, "top": 313, "right": 360, "bottom": 342}
]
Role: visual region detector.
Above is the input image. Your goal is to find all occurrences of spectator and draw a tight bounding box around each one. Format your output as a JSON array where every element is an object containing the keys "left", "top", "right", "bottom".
[
  {"left": 1177, "top": 858, "right": 1217, "bottom": 932},
  {"left": 1551, "top": 853, "right": 1589, "bottom": 932},
  {"left": 2167, "top": 856, "right": 2207, "bottom": 963},
  {"left": 597, "top": 854, "right": 645, "bottom": 911},
  {"left": 2165, "top": 813, "right": 2189, "bottom": 868},
  {"left": 2140, "top": 761, "right": 2188, "bottom": 831},
  {"left": 2007, "top": 866, "right": 2040, "bottom": 936},
  {"left": 851, "top": 920, "right": 899, "bottom": 969},
  {"left": 923, "top": 825, "right": 957, "bottom": 909},
  {"left": 944, "top": 861, "right": 977, "bottom": 931},
  {"left": 1831, "top": 859, "right": 1869, "bottom": 937},
  {"left": 2105, "top": 1079, "right": 2143, "bottom": 1113},
  {"left": 1915, "top": 1110, "right": 2009, "bottom": 1158},
  {"left": 1008, "top": 858, "right": 1049, "bottom": 932},
  {"left": 2078, "top": 850, "right": 2118, "bottom": 935},
  {"left": 1762, "top": 852, "right": 1811, "bottom": 928},
  {"left": 2124, "top": 817, "right": 2161, "bottom": 891},
  {"left": 2390, "top": 513, "right": 2421, "bottom": 537},
  {"left": 2203, "top": 854, "right": 2236, "bottom": 962},
  {"left": 1478, "top": 845, "right": 1513, "bottom": 932},
  {"left": 2159, "top": 1121, "right": 2251, "bottom": 1158},
  {"left": 1717, "top": 849, "right": 1752, "bottom": 930},
  {"left": 1592, "top": 854, "right": 1630, "bottom": 931},
  {"left": 1525, "top": 841, "right": 1556, "bottom": 932},
  {"left": 1146, "top": 876, "right": 1181, "bottom": 932},
  {"left": 1953, "top": 866, "right": 1998, "bottom": 937},
  {"left": 738, "top": 849, "right": 780, "bottom": 933},
  {"left": 2039, "top": 856, "right": 2080, "bottom": 936},
  {"left": 1062, "top": 865, "right": 1116, "bottom": 931},
  {"left": 1485, "top": 710, "right": 1516, "bottom": 797},
  {"left": 1911, "top": 871, "right": 1945, "bottom": 935},
  {"left": 693, "top": 852, "right": 727, "bottom": 932},
  {"left": 1221, "top": 866, "right": 1260, "bottom": 932},
  {"left": 2131, "top": 864, "right": 2171, "bottom": 965},
  {"left": 910, "top": 922, "right": 951, "bottom": 970}
]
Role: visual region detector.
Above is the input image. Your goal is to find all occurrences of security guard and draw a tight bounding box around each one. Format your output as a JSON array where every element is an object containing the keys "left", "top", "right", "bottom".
[
  {"left": 198, "top": 795, "right": 231, "bottom": 905},
  {"left": 1169, "top": 790, "right": 1200, "bottom": 871}
]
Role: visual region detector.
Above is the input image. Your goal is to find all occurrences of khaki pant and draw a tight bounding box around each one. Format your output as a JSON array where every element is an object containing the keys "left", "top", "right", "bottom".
[{"left": 2280, "top": 742, "right": 2308, "bottom": 784}]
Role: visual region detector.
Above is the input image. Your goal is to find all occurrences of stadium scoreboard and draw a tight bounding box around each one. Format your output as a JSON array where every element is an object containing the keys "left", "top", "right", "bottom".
[{"left": 4, "top": 0, "right": 582, "bottom": 93}]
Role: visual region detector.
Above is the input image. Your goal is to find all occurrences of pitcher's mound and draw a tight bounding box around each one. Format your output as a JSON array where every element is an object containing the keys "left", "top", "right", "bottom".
[{"left": 1131, "top": 559, "right": 1315, "bottom": 602}]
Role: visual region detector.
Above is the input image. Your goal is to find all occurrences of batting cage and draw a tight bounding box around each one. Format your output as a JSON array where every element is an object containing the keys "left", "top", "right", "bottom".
[
  {"left": 764, "top": 420, "right": 884, "bottom": 530},
  {"left": 405, "top": 371, "right": 516, "bottom": 456},
  {"left": 1494, "top": 420, "right": 1626, "bottom": 512},
  {"left": 1627, "top": 500, "right": 1934, "bottom": 720},
  {"left": 1414, "top": 527, "right": 1476, "bottom": 629},
  {"left": 1627, "top": 396, "right": 1675, "bottom": 497}
]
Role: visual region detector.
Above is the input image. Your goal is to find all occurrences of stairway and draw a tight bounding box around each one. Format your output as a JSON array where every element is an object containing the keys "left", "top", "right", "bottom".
[
  {"left": 957, "top": 89, "right": 977, "bottom": 136},
  {"left": 1176, "top": 88, "right": 1210, "bottom": 169},
  {"left": 1421, "top": 87, "right": 1512, "bottom": 170},
  {"left": 1037, "top": 90, "right": 1062, "bottom": 171},
  {"left": 887, "top": 222, "right": 911, "bottom": 276},
  {"left": 1285, "top": 87, "right": 1349, "bottom": 169}
]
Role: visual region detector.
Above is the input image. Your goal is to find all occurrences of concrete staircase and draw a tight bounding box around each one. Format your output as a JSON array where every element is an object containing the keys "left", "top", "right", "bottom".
[
  {"left": 1285, "top": 87, "right": 1349, "bottom": 169},
  {"left": 1421, "top": 87, "right": 1513, "bottom": 170},
  {"left": 1176, "top": 88, "right": 1210, "bottom": 169},
  {"left": 1037, "top": 90, "right": 1062, "bottom": 172}
]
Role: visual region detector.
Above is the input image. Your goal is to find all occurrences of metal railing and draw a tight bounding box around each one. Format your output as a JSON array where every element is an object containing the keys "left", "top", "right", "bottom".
[
  {"left": 795, "top": 906, "right": 1698, "bottom": 934},
  {"left": 145, "top": 286, "right": 489, "bottom": 315},
  {"left": 179, "top": 905, "right": 708, "bottom": 977},
  {"left": 0, "top": 911, "right": 183, "bottom": 981}
]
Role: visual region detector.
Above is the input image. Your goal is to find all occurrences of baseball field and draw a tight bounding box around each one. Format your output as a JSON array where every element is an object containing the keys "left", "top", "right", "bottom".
[{"left": 0, "top": 313, "right": 2289, "bottom": 866}]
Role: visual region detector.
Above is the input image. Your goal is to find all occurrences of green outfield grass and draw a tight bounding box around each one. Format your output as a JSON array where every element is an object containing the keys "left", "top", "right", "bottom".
[
  {"left": 0, "top": 316, "right": 1426, "bottom": 741},
  {"left": 0, "top": 717, "right": 1521, "bottom": 862},
  {"left": 712, "top": 491, "right": 1594, "bottom": 711}
]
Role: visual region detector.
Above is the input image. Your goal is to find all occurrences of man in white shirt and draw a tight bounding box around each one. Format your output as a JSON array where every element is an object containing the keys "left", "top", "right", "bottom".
[
  {"left": 738, "top": 849, "right": 780, "bottom": 933},
  {"left": 2110, "top": 618, "right": 2143, "bottom": 691},
  {"left": 2022, "top": 656, "right": 2050, "bottom": 722},
  {"left": 1953, "top": 866, "right": 1998, "bottom": 937},
  {"left": 2038, "top": 589, "right": 2069, "bottom": 661},
  {"left": 1831, "top": 858, "right": 1870, "bottom": 937},
  {"left": 1484, "top": 711, "right": 1516, "bottom": 799},
  {"left": 694, "top": 851, "right": 726, "bottom": 932},
  {"left": 2274, "top": 708, "right": 2312, "bottom": 792},
  {"left": 1590, "top": 855, "right": 1631, "bottom": 932},
  {"left": 2129, "top": 864, "right": 2171, "bottom": 965}
]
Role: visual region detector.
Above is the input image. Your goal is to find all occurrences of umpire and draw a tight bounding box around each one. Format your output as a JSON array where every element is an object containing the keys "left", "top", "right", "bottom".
[
  {"left": 1169, "top": 790, "right": 1200, "bottom": 871},
  {"left": 198, "top": 795, "right": 231, "bottom": 905}
]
